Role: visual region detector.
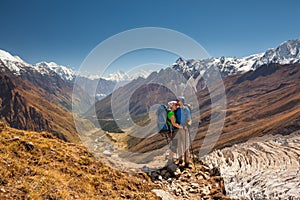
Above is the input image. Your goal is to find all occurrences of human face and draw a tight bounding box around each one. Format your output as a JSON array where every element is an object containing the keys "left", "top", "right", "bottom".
[
  {"left": 177, "top": 100, "right": 183, "bottom": 107},
  {"left": 172, "top": 103, "right": 178, "bottom": 111}
]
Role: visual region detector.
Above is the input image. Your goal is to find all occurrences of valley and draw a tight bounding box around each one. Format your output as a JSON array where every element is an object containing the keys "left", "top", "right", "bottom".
[{"left": 1, "top": 37, "right": 300, "bottom": 199}]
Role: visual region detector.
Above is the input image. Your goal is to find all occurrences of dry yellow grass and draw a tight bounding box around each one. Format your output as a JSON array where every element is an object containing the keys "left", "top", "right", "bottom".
[{"left": 0, "top": 121, "right": 159, "bottom": 200}]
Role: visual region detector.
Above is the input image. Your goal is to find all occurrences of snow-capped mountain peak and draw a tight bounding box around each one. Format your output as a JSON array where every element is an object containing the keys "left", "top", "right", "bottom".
[
  {"left": 0, "top": 49, "right": 22, "bottom": 62},
  {"left": 0, "top": 49, "right": 75, "bottom": 81},
  {"left": 103, "top": 70, "right": 130, "bottom": 82},
  {"left": 1, "top": 37, "right": 300, "bottom": 84},
  {"left": 173, "top": 37, "right": 300, "bottom": 79},
  {"left": 253, "top": 38, "right": 300, "bottom": 69},
  {"left": 172, "top": 53, "right": 264, "bottom": 79},
  {"left": 34, "top": 61, "right": 75, "bottom": 81}
]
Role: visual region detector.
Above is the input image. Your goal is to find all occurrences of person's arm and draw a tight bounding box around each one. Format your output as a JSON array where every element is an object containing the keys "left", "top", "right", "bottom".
[
  {"left": 185, "top": 107, "right": 192, "bottom": 126},
  {"left": 170, "top": 115, "right": 182, "bottom": 129}
]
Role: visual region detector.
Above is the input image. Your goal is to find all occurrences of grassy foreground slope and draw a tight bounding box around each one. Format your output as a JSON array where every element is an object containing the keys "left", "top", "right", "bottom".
[{"left": 0, "top": 121, "right": 158, "bottom": 200}]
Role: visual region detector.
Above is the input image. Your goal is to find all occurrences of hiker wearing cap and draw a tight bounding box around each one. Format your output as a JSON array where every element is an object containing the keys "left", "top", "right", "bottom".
[
  {"left": 166, "top": 101, "right": 182, "bottom": 165},
  {"left": 175, "top": 96, "right": 192, "bottom": 168}
]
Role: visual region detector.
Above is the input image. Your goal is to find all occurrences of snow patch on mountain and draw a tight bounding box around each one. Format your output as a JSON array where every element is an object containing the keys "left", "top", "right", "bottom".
[
  {"left": 0, "top": 49, "right": 21, "bottom": 62},
  {"left": 0, "top": 49, "right": 33, "bottom": 76},
  {"left": 173, "top": 38, "right": 300, "bottom": 80},
  {"left": 172, "top": 53, "right": 264, "bottom": 79},
  {"left": 34, "top": 62, "right": 75, "bottom": 81},
  {"left": 0, "top": 49, "right": 76, "bottom": 81},
  {"left": 253, "top": 38, "right": 300, "bottom": 69}
]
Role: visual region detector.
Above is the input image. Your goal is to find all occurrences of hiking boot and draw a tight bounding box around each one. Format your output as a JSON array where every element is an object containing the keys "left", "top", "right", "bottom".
[
  {"left": 184, "top": 163, "right": 193, "bottom": 169},
  {"left": 175, "top": 159, "right": 183, "bottom": 165},
  {"left": 179, "top": 161, "right": 185, "bottom": 168}
]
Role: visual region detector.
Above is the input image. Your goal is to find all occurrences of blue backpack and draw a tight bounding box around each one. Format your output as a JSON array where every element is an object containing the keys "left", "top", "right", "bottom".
[{"left": 156, "top": 105, "right": 170, "bottom": 132}]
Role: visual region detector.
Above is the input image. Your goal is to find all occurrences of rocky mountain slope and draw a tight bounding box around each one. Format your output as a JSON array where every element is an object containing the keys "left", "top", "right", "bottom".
[
  {"left": 196, "top": 63, "right": 300, "bottom": 152},
  {"left": 202, "top": 131, "right": 300, "bottom": 199},
  {"left": 0, "top": 49, "right": 97, "bottom": 142},
  {"left": 129, "top": 63, "right": 300, "bottom": 155},
  {"left": 0, "top": 71, "right": 80, "bottom": 142}
]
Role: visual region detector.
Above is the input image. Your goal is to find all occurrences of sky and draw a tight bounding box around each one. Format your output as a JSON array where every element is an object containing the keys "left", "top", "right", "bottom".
[{"left": 0, "top": 0, "right": 300, "bottom": 73}]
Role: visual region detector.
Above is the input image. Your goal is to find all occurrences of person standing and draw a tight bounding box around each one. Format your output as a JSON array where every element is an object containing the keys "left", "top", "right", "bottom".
[
  {"left": 166, "top": 101, "right": 182, "bottom": 165},
  {"left": 175, "top": 96, "right": 192, "bottom": 168}
]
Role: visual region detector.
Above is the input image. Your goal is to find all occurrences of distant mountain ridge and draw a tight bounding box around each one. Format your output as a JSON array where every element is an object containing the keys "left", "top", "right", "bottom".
[
  {"left": 34, "top": 61, "right": 75, "bottom": 81},
  {"left": 252, "top": 38, "right": 300, "bottom": 68},
  {"left": 103, "top": 69, "right": 154, "bottom": 82},
  {"left": 2, "top": 37, "right": 300, "bottom": 84},
  {"left": 1, "top": 37, "right": 300, "bottom": 102},
  {"left": 172, "top": 38, "right": 300, "bottom": 79},
  {"left": 0, "top": 50, "right": 75, "bottom": 81},
  {"left": 0, "top": 49, "right": 154, "bottom": 83}
]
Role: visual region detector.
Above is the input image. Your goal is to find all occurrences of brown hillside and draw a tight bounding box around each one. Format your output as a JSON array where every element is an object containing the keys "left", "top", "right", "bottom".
[
  {"left": 0, "top": 121, "right": 158, "bottom": 200},
  {"left": 196, "top": 63, "right": 300, "bottom": 151},
  {"left": 0, "top": 73, "right": 79, "bottom": 143}
]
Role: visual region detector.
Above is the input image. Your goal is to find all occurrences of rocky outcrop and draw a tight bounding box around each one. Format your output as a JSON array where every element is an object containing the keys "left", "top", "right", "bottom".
[
  {"left": 202, "top": 132, "right": 300, "bottom": 199},
  {"left": 145, "top": 161, "right": 230, "bottom": 200}
]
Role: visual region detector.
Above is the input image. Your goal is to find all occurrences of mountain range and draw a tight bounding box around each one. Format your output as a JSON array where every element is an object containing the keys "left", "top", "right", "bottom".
[
  {"left": 172, "top": 38, "right": 300, "bottom": 79},
  {"left": 1, "top": 37, "right": 300, "bottom": 100},
  {"left": 1, "top": 37, "right": 300, "bottom": 199},
  {"left": 2, "top": 38, "right": 300, "bottom": 83},
  {"left": 1, "top": 37, "right": 300, "bottom": 143},
  {"left": 86, "top": 38, "right": 300, "bottom": 155}
]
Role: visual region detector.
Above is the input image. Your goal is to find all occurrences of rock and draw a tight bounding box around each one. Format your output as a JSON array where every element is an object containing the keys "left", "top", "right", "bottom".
[
  {"left": 167, "top": 162, "right": 178, "bottom": 174},
  {"left": 202, "top": 134, "right": 300, "bottom": 199},
  {"left": 111, "top": 154, "right": 118, "bottom": 158},
  {"left": 188, "top": 187, "right": 197, "bottom": 193},
  {"left": 200, "top": 186, "right": 211, "bottom": 195},
  {"left": 9, "top": 136, "right": 20, "bottom": 141},
  {"left": 212, "top": 192, "right": 224, "bottom": 199},
  {"left": 196, "top": 171, "right": 210, "bottom": 180},
  {"left": 102, "top": 150, "right": 111, "bottom": 156},
  {"left": 129, "top": 168, "right": 136, "bottom": 172},
  {"left": 185, "top": 173, "right": 192, "bottom": 178},
  {"left": 210, "top": 167, "right": 221, "bottom": 176},
  {"left": 173, "top": 168, "right": 181, "bottom": 177},
  {"left": 22, "top": 141, "right": 34, "bottom": 151},
  {"left": 0, "top": 188, "right": 6, "bottom": 193},
  {"left": 190, "top": 182, "right": 200, "bottom": 189},
  {"left": 201, "top": 165, "right": 210, "bottom": 172},
  {"left": 174, "top": 188, "right": 181, "bottom": 196},
  {"left": 212, "top": 176, "right": 223, "bottom": 182},
  {"left": 152, "top": 189, "right": 174, "bottom": 200}
]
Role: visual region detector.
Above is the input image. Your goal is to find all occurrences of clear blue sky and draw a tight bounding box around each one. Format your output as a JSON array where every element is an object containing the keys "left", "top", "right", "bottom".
[{"left": 1, "top": 0, "right": 300, "bottom": 71}]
